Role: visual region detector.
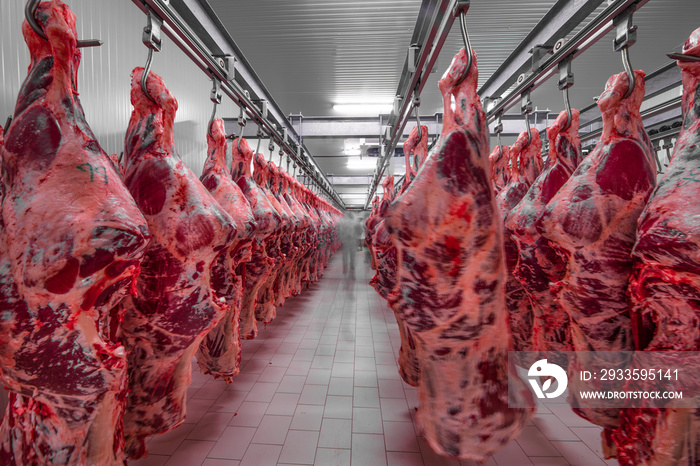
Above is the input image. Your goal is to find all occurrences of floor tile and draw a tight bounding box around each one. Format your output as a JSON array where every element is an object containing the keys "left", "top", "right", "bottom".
[
  {"left": 387, "top": 451, "right": 423, "bottom": 466},
  {"left": 164, "top": 439, "right": 214, "bottom": 466},
  {"left": 314, "top": 448, "right": 351, "bottom": 466},
  {"left": 306, "top": 368, "right": 332, "bottom": 385},
  {"left": 279, "top": 430, "right": 320, "bottom": 465},
  {"left": 210, "top": 390, "right": 247, "bottom": 414},
  {"left": 312, "top": 355, "right": 335, "bottom": 369},
  {"left": 316, "top": 344, "right": 337, "bottom": 356},
  {"left": 516, "top": 425, "right": 562, "bottom": 457},
  {"left": 533, "top": 413, "right": 580, "bottom": 441},
  {"left": 257, "top": 365, "right": 287, "bottom": 383},
  {"left": 383, "top": 421, "right": 420, "bottom": 452},
  {"left": 227, "top": 373, "right": 260, "bottom": 392},
  {"left": 354, "top": 357, "right": 376, "bottom": 371},
  {"left": 250, "top": 415, "right": 292, "bottom": 445},
  {"left": 208, "top": 426, "right": 256, "bottom": 460},
  {"left": 299, "top": 384, "right": 329, "bottom": 405},
  {"left": 491, "top": 439, "right": 533, "bottom": 465},
  {"left": 294, "top": 348, "right": 317, "bottom": 362},
  {"left": 380, "top": 397, "right": 411, "bottom": 422},
  {"left": 187, "top": 412, "right": 235, "bottom": 441},
  {"left": 129, "top": 454, "right": 170, "bottom": 466},
  {"left": 201, "top": 459, "right": 240, "bottom": 466},
  {"left": 328, "top": 377, "right": 355, "bottom": 396},
  {"left": 334, "top": 350, "right": 355, "bottom": 363},
  {"left": 352, "top": 407, "right": 383, "bottom": 434},
  {"left": 352, "top": 433, "right": 387, "bottom": 466},
  {"left": 318, "top": 418, "right": 352, "bottom": 449},
  {"left": 228, "top": 401, "right": 268, "bottom": 427},
  {"left": 551, "top": 441, "right": 608, "bottom": 465},
  {"left": 267, "top": 392, "right": 300, "bottom": 416},
  {"left": 354, "top": 370, "right": 378, "bottom": 387},
  {"left": 331, "top": 362, "right": 355, "bottom": 378},
  {"left": 186, "top": 398, "right": 216, "bottom": 424},
  {"left": 285, "top": 359, "right": 312, "bottom": 376},
  {"left": 147, "top": 423, "right": 196, "bottom": 456},
  {"left": 378, "top": 378, "right": 405, "bottom": 399},
  {"left": 239, "top": 443, "right": 282, "bottom": 466},
  {"left": 353, "top": 386, "right": 380, "bottom": 408},
  {"left": 290, "top": 404, "right": 325, "bottom": 431},
  {"left": 324, "top": 395, "right": 353, "bottom": 419},
  {"left": 244, "top": 382, "right": 278, "bottom": 403},
  {"left": 277, "top": 374, "right": 307, "bottom": 394},
  {"left": 270, "top": 353, "right": 294, "bottom": 367}
]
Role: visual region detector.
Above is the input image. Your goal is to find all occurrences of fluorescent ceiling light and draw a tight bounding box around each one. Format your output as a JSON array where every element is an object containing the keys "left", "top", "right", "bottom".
[
  {"left": 347, "top": 157, "right": 377, "bottom": 170},
  {"left": 344, "top": 148, "right": 361, "bottom": 156},
  {"left": 334, "top": 104, "right": 393, "bottom": 115}
]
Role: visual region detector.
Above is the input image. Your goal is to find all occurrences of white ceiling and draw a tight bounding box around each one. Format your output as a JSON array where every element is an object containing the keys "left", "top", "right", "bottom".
[{"left": 207, "top": 0, "right": 700, "bottom": 206}]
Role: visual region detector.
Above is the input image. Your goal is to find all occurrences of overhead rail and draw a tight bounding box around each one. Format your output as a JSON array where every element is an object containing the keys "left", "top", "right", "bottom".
[
  {"left": 483, "top": 0, "right": 651, "bottom": 123},
  {"left": 130, "top": 0, "right": 345, "bottom": 209},
  {"left": 364, "top": 0, "right": 465, "bottom": 209},
  {"left": 477, "top": 0, "right": 605, "bottom": 102}
]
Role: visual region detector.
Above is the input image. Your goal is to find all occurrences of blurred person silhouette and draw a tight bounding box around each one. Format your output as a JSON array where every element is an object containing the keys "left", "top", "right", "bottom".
[{"left": 339, "top": 212, "right": 360, "bottom": 276}]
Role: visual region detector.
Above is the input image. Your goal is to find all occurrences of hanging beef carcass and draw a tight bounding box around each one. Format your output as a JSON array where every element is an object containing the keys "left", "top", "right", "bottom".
[
  {"left": 297, "top": 183, "right": 322, "bottom": 289},
  {"left": 268, "top": 163, "right": 301, "bottom": 307},
  {"left": 384, "top": 48, "right": 533, "bottom": 461},
  {"left": 120, "top": 68, "right": 236, "bottom": 458},
  {"left": 231, "top": 138, "right": 280, "bottom": 339},
  {"left": 489, "top": 145, "right": 510, "bottom": 194},
  {"left": 387, "top": 125, "right": 429, "bottom": 387},
  {"left": 0, "top": 2, "right": 150, "bottom": 463},
  {"left": 505, "top": 109, "right": 582, "bottom": 360},
  {"left": 281, "top": 170, "right": 312, "bottom": 298},
  {"left": 253, "top": 155, "right": 292, "bottom": 325},
  {"left": 496, "top": 130, "right": 542, "bottom": 353},
  {"left": 196, "top": 119, "right": 256, "bottom": 382},
  {"left": 537, "top": 69, "right": 655, "bottom": 434},
  {"left": 612, "top": 29, "right": 700, "bottom": 466}
]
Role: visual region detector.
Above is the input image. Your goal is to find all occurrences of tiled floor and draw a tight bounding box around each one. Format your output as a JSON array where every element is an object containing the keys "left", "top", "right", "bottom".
[{"left": 131, "top": 250, "right": 616, "bottom": 466}]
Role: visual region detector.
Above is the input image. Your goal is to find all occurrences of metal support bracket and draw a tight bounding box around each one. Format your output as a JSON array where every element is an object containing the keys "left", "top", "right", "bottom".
[
  {"left": 408, "top": 44, "right": 421, "bottom": 74},
  {"left": 142, "top": 10, "right": 163, "bottom": 52},
  {"left": 558, "top": 58, "right": 574, "bottom": 90},
  {"left": 531, "top": 44, "right": 554, "bottom": 73},
  {"left": 613, "top": 8, "right": 637, "bottom": 51}
]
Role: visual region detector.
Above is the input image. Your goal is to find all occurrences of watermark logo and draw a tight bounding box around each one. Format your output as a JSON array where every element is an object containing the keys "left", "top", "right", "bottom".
[{"left": 528, "top": 359, "right": 568, "bottom": 399}]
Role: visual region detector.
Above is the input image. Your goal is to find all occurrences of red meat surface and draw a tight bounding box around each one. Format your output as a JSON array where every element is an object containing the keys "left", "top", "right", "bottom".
[
  {"left": 505, "top": 109, "right": 582, "bottom": 359},
  {"left": 231, "top": 138, "right": 279, "bottom": 340},
  {"left": 537, "top": 69, "right": 656, "bottom": 432},
  {"left": 384, "top": 49, "right": 533, "bottom": 461},
  {"left": 0, "top": 2, "right": 149, "bottom": 463},
  {"left": 497, "top": 130, "right": 542, "bottom": 352},
  {"left": 196, "top": 119, "right": 256, "bottom": 382},
  {"left": 489, "top": 145, "right": 510, "bottom": 194},
  {"left": 119, "top": 68, "right": 235, "bottom": 458},
  {"left": 613, "top": 29, "right": 700, "bottom": 466}
]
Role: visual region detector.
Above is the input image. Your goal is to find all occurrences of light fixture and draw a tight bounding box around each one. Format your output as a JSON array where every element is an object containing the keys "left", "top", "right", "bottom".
[
  {"left": 333, "top": 104, "right": 393, "bottom": 115},
  {"left": 347, "top": 157, "right": 377, "bottom": 170}
]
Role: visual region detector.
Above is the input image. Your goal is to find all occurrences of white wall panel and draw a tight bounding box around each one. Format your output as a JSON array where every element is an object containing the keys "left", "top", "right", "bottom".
[{"left": 1, "top": 0, "right": 239, "bottom": 176}]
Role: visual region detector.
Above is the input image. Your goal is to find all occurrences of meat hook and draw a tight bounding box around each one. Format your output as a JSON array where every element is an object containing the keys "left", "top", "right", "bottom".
[
  {"left": 620, "top": 47, "right": 635, "bottom": 100},
  {"left": 413, "top": 93, "right": 423, "bottom": 142},
  {"left": 558, "top": 58, "right": 574, "bottom": 130},
  {"left": 25, "top": 0, "right": 102, "bottom": 47},
  {"left": 207, "top": 79, "right": 222, "bottom": 139},
  {"left": 237, "top": 105, "right": 246, "bottom": 153},
  {"left": 141, "top": 48, "right": 157, "bottom": 104},
  {"left": 455, "top": 7, "right": 473, "bottom": 85},
  {"left": 521, "top": 90, "right": 533, "bottom": 148},
  {"left": 494, "top": 112, "right": 504, "bottom": 161}
]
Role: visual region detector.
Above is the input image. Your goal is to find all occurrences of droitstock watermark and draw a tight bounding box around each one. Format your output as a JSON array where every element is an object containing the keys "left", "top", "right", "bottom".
[{"left": 508, "top": 351, "right": 700, "bottom": 409}]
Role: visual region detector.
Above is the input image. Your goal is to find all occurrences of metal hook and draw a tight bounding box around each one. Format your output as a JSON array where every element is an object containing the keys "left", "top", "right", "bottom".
[
  {"left": 25, "top": 0, "right": 103, "bottom": 47},
  {"left": 521, "top": 90, "right": 533, "bottom": 148},
  {"left": 620, "top": 47, "right": 635, "bottom": 100},
  {"left": 236, "top": 105, "right": 246, "bottom": 153},
  {"left": 140, "top": 12, "right": 163, "bottom": 104},
  {"left": 412, "top": 92, "right": 422, "bottom": 141},
  {"left": 557, "top": 57, "right": 574, "bottom": 130},
  {"left": 454, "top": 2, "right": 473, "bottom": 85},
  {"left": 208, "top": 79, "right": 222, "bottom": 138},
  {"left": 141, "top": 48, "right": 156, "bottom": 104},
  {"left": 494, "top": 111, "right": 503, "bottom": 160},
  {"left": 613, "top": 12, "right": 637, "bottom": 100},
  {"left": 279, "top": 149, "right": 283, "bottom": 167}
]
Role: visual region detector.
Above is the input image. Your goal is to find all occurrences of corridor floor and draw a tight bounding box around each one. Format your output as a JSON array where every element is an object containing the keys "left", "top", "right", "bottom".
[{"left": 131, "top": 250, "right": 614, "bottom": 466}]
